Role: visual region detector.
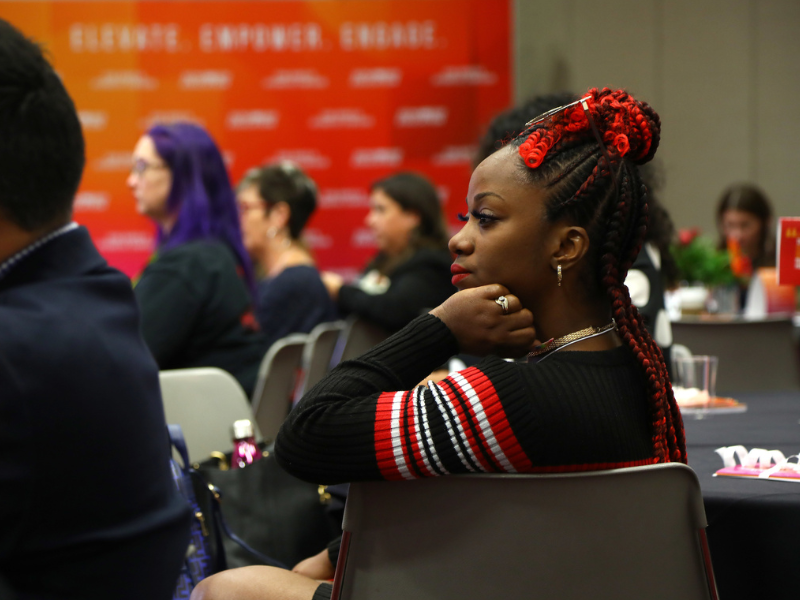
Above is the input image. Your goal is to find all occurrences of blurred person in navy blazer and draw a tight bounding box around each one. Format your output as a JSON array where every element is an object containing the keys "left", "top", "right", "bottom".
[{"left": 0, "top": 19, "right": 190, "bottom": 600}]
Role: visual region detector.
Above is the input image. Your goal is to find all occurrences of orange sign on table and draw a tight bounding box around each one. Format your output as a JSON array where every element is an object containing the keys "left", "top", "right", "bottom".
[{"left": 777, "top": 217, "right": 800, "bottom": 286}]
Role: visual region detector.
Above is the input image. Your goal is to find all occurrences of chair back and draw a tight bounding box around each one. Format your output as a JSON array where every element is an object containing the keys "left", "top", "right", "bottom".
[
  {"left": 251, "top": 333, "right": 308, "bottom": 444},
  {"left": 332, "top": 464, "right": 718, "bottom": 600},
  {"left": 160, "top": 367, "right": 259, "bottom": 463},
  {"left": 671, "top": 316, "right": 799, "bottom": 392},
  {"left": 330, "top": 316, "right": 389, "bottom": 367},
  {"left": 294, "top": 320, "right": 346, "bottom": 401}
]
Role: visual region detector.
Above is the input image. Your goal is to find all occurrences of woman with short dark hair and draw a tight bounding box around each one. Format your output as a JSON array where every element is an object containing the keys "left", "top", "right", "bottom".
[{"left": 236, "top": 162, "right": 337, "bottom": 348}]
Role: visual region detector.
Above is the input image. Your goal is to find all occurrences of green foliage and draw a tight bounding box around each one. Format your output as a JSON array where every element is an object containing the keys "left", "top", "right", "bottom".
[{"left": 670, "top": 235, "right": 737, "bottom": 286}]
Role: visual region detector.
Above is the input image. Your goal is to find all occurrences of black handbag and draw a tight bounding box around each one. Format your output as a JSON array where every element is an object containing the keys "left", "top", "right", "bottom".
[
  {"left": 198, "top": 448, "right": 341, "bottom": 569},
  {"left": 169, "top": 426, "right": 293, "bottom": 599}
]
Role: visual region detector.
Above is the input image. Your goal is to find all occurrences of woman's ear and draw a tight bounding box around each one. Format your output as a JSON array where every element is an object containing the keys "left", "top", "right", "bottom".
[
  {"left": 549, "top": 224, "right": 589, "bottom": 272},
  {"left": 401, "top": 208, "right": 422, "bottom": 236},
  {"left": 267, "top": 201, "right": 291, "bottom": 231}
]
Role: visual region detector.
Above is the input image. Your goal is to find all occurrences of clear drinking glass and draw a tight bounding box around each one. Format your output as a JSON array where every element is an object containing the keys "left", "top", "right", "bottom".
[{"left": 672, "top": 355, "right": 718, "bottom": 417}]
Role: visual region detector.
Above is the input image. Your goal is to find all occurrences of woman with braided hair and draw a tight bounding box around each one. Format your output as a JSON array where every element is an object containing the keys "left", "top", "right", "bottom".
[{"left": 191, "top": 88, "right": 685, "bottom": 600}]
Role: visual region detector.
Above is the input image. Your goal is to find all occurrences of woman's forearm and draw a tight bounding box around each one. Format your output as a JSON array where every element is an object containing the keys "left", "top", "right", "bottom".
[{"left": 274, "top": 314, "right": 458, "bottom": 483}]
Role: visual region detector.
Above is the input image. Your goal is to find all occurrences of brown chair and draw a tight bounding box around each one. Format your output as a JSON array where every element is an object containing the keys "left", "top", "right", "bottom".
[
  {"left": 331, "top": 464, "right": 718, "bottom": 600},
  {"left": 330, "top": 316, "right": 389, "bottom": 366},
  {"left": 671, "top": 316, "right": 800, "bottom": 393},
  {"left": 293, "top": 320, "right": 346, "bottom": 401}
]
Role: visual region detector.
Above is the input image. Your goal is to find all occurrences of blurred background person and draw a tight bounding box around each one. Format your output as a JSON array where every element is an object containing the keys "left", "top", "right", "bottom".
[
  {"left": 237, "top": 162, "right": 337, "bottom": 348},
  {"left": 321, "top": 172, "right": 454, "bottom": 332},
  {"left": 129, "top": 122, "right": 265, "bottom": 397},
  {"left": 717, "top": 182, "right": 776, "bottom": 270},
  {"left": 475, "top": 93, "right": 677, "bottom": 370},
  {"left": 626, "top": 162, "right": 678, "bottom": 373}
]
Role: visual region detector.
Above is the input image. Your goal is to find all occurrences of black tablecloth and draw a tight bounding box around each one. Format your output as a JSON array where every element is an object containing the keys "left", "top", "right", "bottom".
[{"left": 684, "top": 391, "right": 800, "bottom": 600}]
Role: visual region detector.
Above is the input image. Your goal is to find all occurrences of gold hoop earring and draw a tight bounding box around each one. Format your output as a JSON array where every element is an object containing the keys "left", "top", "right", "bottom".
[{"left": 557, "top": 264, "right": 562, "bottom": 287}]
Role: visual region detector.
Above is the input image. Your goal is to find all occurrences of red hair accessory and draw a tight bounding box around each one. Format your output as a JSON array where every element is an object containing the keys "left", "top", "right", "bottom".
[
  {"left": 519, "top": 95, "right": 593, "bottom": 169},
  {"left": 614, "top": 134, "right": 630, "bottom": 157}
]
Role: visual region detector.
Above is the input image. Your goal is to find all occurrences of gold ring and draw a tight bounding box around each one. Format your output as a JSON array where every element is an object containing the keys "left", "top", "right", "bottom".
[{"left": 495, "top": 296, "right": 509, "bottom": 314}]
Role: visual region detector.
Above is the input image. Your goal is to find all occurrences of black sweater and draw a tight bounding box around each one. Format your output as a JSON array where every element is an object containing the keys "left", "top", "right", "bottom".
[
  {"left": 337, "top": 247, "right": 454, "bottom": 332},
  {"left": 276, "top": 314, "right": 655, "bottom": 484},
  {"left": 134, "top": 240, "right": 266, "bottom": 397}
]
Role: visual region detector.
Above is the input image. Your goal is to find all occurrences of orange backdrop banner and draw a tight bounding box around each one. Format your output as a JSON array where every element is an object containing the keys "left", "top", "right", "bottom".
[{"left": 3, "top": 1, "right": 511, "bottom": 277}]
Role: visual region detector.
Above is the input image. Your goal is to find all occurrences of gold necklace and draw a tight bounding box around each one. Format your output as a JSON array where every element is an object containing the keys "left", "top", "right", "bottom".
[{"left": 528, "top": 320, "right": 617, "bottom": 358}]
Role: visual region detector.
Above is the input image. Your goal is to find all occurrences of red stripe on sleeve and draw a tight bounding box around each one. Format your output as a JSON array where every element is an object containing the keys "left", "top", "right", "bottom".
[
  {"left": 461, "top": 367, "right": 533, "bottom": 473},
  {"left": 374, "top": 392, "right": 404, "bottom": 480},
  {"left": 442, "top": 373, "right": 497, "bottom": 472}
]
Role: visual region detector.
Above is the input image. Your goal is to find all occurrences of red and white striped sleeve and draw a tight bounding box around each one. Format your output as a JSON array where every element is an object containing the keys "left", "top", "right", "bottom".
[{"left": 374, "top": 365, "right": 533, "bottom": 480}]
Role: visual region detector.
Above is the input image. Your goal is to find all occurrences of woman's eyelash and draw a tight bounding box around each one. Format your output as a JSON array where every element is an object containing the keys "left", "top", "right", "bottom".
[
  {"left": 457, "top": 211, "right": 498, "bottom": 223},
  {"left": 473, "top": 211, "right": 497, "bottom": 222}
]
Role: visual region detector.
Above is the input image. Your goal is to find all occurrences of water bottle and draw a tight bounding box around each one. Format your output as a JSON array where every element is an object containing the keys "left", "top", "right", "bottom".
[{"left": 231, "top": 419, "right": 261, "bottom": 469}]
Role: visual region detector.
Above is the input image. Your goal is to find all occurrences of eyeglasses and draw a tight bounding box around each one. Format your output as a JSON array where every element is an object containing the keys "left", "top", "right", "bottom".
[
  {"left": 237, "top": 201, "right": 265, "bottom": 216},
  {"left": 130, "top": 158, "right": 168, "bottom": 176}
]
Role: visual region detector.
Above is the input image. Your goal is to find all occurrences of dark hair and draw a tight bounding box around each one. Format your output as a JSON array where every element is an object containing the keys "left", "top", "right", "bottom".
[
  {"left": 367, "top": 172, "right": 448, "bottom": 276},
  {"left": 0, "top": 19, "right": 85, "bottom": 231},
  {"left": 146, "top": 122, "right": 255, "bottom": 293},
  {"left": 637, "top": 161, "right": 678, "bottom": 288},
  {"left": 476, "top": 94, "right": 679, "bottom": 287},
  {"left": 371, "top": 171, "right": 449, "bottom": 248},
  {"left": 252, "top": 162, "right": 318, "bottom": 239},
  {"left": 716, "top": 183, "right": 773, "bottom": 257},
  {"left": 512, "top": 87, "right": 685, "bottom": 465},
  {"left": 474, "top": 92, "right": 578, "bottom": 167}
]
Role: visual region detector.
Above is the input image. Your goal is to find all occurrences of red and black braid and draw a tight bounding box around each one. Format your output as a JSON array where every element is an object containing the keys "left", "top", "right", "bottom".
[{"left": 514, "top": 87, "right": 686, "bottom": 464}]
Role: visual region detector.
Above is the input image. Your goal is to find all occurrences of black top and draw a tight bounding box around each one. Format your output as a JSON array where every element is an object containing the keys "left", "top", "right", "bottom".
[
  {"left": 135, "top": 240, "right": 266, "bottom": 397},
  {"left": 0, "top": 227, "right": 191, "bottom": 600},
  {"left": 256, "top": 265, "right": 338, "bottom": 349},
  {"left": 337, "top": 247, "right": 455, "bottom": 332},
  {"left": 276, "top": 314, "right": 654, "bottom": 485}
]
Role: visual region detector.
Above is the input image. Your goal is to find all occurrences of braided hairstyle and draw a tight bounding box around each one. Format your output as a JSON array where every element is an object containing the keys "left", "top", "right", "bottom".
[{"left": 512, "top": 87, "right": 686, "bottom": 464}]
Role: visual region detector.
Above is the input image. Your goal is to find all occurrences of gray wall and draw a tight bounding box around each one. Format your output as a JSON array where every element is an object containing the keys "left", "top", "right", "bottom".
[{"left": 514, "top": 0, "right": 799, "bottom": 237}]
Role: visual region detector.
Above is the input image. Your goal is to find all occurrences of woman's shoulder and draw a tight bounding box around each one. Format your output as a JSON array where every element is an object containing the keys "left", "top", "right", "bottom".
[
  {"left": 538, "top": 345, "right": 635, "bottom": 368},
  {"left": 259, "top": 265, "right": 329, "bottom": 303},
  {"left": 468, "top": 347, "right": 636, "bottom": 384},
  {"left": 152, "top": 239, "right": 237, "bottom": 271},
  {"left": 271, "top": 264, "right": 322, "bottom": 283}
]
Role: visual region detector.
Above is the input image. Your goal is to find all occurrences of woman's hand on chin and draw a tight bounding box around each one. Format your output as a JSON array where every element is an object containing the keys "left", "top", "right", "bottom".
[{"left": 429, "top": 284, "right": 537, "bottom": 358}]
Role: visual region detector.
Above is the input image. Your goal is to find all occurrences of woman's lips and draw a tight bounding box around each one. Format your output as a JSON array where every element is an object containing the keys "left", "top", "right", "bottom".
[{"left": 451, "top": 264, "right": 470, "bottom": 286}]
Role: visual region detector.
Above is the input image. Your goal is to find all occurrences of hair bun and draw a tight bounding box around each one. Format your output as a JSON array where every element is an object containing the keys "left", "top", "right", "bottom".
[{"left": 585, "top": 87, "right": 661, "bottom": 165}]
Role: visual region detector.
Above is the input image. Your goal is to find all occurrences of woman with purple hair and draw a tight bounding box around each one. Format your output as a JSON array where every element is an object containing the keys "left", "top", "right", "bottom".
[{"left": 128, "top": 122, "right": 265, "bottom": 397}]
